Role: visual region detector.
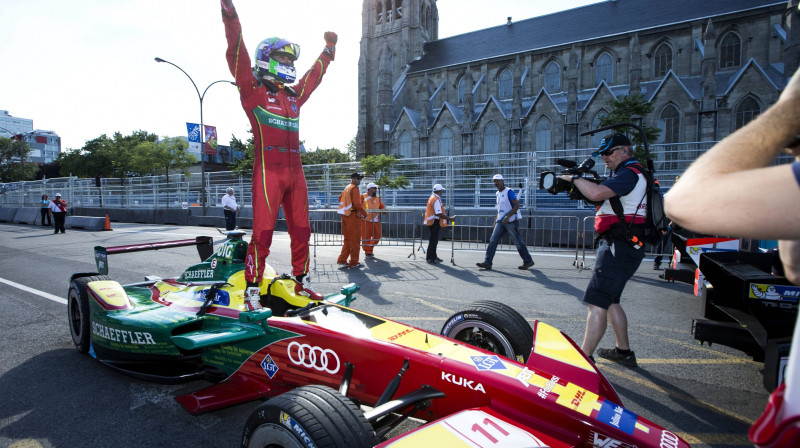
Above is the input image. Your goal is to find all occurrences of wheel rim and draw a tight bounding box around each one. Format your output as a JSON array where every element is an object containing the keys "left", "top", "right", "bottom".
[
  {"left": 446, "top": 320, "right": 514, "bottom": 358},
  {"left": 247, "top": 423, "right": 306, "bottom": 448}
]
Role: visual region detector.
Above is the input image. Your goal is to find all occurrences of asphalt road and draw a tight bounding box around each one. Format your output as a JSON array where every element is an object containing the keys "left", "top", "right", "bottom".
[{"left": 0, "top": 222, "right": 769, "bottom": 447}]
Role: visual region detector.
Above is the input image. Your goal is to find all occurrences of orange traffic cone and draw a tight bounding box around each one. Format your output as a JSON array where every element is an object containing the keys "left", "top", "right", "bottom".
[{"left": 103, "top": 214, "right": 112, "bottom": 231}]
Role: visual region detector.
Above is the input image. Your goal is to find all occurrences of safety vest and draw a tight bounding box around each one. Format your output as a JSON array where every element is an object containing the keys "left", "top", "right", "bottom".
[
  {"left": 362, "top": 194, "right": 384, "bottom": 222},
  {"left": 338, "top": 184, "right": 358, "bottom": 216},
  {"left": 495, "top": 187, "right": 522, "bottom": 222},
  {"left": 594, "top": 161, "right": 648, "bottom": 234},
  {"left": 424, "top": 194, "right": 447, "bottom": 227}
]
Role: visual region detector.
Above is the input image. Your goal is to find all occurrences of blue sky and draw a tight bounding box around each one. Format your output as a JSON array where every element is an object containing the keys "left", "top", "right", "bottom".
[{"left": 0, "top": 0, "right": 597, "bottom": 154}]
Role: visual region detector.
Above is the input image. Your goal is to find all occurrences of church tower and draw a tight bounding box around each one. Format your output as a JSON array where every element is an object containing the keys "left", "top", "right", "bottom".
[{"left": 358, "top": 0, "right": 438, "bottom": 158}]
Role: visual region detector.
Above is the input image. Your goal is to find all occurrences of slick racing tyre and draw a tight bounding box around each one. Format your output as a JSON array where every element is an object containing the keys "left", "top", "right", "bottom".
[
  {"left": 68, "top": 275, "right": 110, "bottom": 353},
  {"left": 241, "top": 385, "right": 378, "bottom": 448},
  {"left": 441, "top": 300, "right": 533, "bottom": 363}
]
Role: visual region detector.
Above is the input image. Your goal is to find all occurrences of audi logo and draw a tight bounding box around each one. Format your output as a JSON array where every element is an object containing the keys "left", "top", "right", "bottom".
[
  {"left": 660, "top": 430, "right": 679, "bottom": 448},
  {"left": 287, "top": 341, "right": 341, "bottom": 374}
]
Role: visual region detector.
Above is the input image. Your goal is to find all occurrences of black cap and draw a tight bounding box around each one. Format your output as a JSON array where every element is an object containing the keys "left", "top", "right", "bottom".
[
  {"left": 350, "top": 172, "right": 363, "bottom": 179},
  {"left": 593, "top": 133, "right": 632, "bottom": 156}
]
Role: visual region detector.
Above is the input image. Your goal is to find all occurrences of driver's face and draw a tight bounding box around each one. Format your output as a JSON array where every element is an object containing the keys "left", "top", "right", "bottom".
[{"left": 273, "top": 54, "right": 293, "bottom": 65}]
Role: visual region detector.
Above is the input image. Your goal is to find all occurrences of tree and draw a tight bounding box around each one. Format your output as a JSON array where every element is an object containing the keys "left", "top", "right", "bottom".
[
  {"left": 301, "top": 147, "right": 351, "bottom": 165},
  {"left": 36, "top": 161, "right": 62, "bottom": 180},
  {"left": 229, "top": 133, "right": 255, "bottom": 177},
  {"left": 130, "top": 137, "right": 196, "bottom": 181},
  {"left": 0, "top": 136, "right": 38, "bottom": 182},
  {"left": 345, "top": 136, "right": 357, "bottom": 161},
  {"left": 360, "top": 154, "right": 409, "bottom": 191},
  {"left": 598, "top": 93, "right": 661, "bottom": 165}
]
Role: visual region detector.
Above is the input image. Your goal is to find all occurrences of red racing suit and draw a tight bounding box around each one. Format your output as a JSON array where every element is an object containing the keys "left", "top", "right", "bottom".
[{"left": 222, "top": 8, "right": 332, "bottom": 284}]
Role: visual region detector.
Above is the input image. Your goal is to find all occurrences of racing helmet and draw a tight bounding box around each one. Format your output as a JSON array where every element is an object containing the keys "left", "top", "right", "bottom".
[{"left": 254, "top": 37, "right": 300, "bottom": 84}]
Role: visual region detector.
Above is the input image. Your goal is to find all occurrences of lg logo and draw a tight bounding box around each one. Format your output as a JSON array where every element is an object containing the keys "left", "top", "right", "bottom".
[{"left": 287, "top": 341, "right": 341, "bottom": 374}]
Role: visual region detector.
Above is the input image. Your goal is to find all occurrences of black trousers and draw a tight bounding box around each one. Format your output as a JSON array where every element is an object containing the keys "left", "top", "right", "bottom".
[
  {"left": 427, "top": 224, "right": 440, "bottom": 261},
  {"left": 53, "top": 212, "right": 66, "bottom": 233},
  {"left": 40, "top": 208, "right": 51, "bottom": 226},
  {"left": 224, "top": 209, "right": 237, "bottom": 231}
]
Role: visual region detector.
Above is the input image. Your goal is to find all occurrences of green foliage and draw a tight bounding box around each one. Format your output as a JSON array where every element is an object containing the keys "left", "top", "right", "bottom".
[
  {"left": 301, "top": 147, "right": 351, "bottom": 165},
  {"left": 598, "top": 93, "right": 662, "bottom": 165},
  {"left": 0, "top": 137, "right": 38, "bottom": 182},
  {"left": 56, "top": 130, "right": 159, "bottom": 178},
  {"left": 345, "top": 136, "right": 357, "bottom": 161},
  {"left": 130, "top": 137, "right": 196, "bottom": 181},
  {"left": 360, "top": 154, "right": 409, "bottom": 190},
  {"left": 229, "top": 133, "right": 255, "bottom": 177}
]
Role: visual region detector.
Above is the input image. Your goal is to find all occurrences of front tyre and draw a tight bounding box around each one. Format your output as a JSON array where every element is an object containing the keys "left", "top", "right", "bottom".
[
  {"left": 441, "top": 300, "right": 533, "bottom": 363},
  {"left": 242, "top": 385, "right": 378, "bottom": 448},
  {"left": 68, "top": 275, "right": 110, "bottom": 353}
]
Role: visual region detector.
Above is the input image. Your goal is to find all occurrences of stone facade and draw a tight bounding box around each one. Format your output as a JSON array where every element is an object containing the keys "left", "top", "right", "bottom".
[{"left": 357, "top": 0, "right": 799, "bottom": 158}]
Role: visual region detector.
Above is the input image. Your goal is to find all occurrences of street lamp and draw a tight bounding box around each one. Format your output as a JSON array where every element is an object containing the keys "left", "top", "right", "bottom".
[
  {"left": 0, "top": 126, "right": 30, "bottom": 181},
  {"left": 155, "top": 57, "right": 235, "bottom": 215}
]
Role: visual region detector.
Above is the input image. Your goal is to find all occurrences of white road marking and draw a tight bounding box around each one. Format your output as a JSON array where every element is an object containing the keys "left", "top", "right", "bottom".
[{"left": 0, "top": 277, "right": 67, "bottom": 304}]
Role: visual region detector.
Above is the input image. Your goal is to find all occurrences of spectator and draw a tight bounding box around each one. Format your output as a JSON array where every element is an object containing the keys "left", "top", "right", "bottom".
[
  {"left": 423, "top": 184, "right": 455, "bottom": 264},
  {"left": 361, "top": 183, "right": 386, "bottom": 259},
  {"left": 40, "top": 194, "right": 52, "bottom": 227},
  {"left": 665, "top": 66, "right": 800, "bottom": 448},
  {"left": 49, "top": 193, "right": 68, "bottom": 234},
  {"left": 220, "top": 0, "right": 335, "bottom": 307},
  {"left": 337, "top": 172, "right": 367, "bottom": 268},
  {"left": 476, "top": 174, "right": 534, "bottom": 270},
  {"left": 558, "top": 134, "right": 649, "bottom": 367},
  {"left": 221, "top": 187, "right": 240, "bottom": 231}
]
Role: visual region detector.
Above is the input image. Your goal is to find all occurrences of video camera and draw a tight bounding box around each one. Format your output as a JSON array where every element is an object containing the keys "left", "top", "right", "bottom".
[{"left": 539, "top": 158, "right": 606, "bottom": 206}]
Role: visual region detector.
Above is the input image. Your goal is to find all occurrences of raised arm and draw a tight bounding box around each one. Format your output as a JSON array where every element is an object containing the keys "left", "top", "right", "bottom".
[
  {"left": 220, "top": 0, "right": 255, "bottom": 93},
  {"left": 293, "top": 32, "right": 336, "bottom": 108}
]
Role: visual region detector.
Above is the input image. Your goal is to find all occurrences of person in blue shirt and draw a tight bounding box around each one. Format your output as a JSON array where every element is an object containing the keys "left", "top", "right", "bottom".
[{"left": 476, "top": 174, "right": 534, "bottom": 270}]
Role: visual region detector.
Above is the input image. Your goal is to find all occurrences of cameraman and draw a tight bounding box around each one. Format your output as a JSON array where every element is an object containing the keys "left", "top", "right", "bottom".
[{"left": 558, "top": 134, "right": 647, "bottom": 367}]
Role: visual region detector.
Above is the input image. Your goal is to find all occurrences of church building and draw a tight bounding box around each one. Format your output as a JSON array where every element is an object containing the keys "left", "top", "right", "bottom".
[{"left": 356, "top": 0, "right": 799, "bottom": 158}]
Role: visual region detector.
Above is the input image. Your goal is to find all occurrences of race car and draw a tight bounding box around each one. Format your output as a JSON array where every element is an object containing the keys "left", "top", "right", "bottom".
[{"left": 67, "top": 232, "right": 690, "bottom": 448}]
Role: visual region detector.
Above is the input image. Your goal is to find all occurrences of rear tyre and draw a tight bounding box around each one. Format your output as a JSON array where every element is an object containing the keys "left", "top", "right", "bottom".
[
  {"left": 441, "top": 300, "right": 533, "bottom": 363},
  {"left": 68, "top": 275, "right": 110, "bottom": 353},
  {"left": 242, "top": 385, "right": 377, "bottom": 448}
]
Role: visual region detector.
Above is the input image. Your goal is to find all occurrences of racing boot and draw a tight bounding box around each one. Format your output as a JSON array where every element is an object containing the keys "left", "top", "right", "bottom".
[
  {"left": 245, "top": 286, "right": 262, "bottom": 310},
  {"left": 295, "top": 275, "right": 323, "bottom": 300}
]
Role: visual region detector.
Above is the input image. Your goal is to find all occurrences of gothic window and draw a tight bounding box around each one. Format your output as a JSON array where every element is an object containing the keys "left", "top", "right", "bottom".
[
  {"left": 544, "top": 62, "right": 561, "bottom": 92},
  {"left": 385, "top": 0, "right": 393, "bottom": 22},
  {"left": 484, "top": 123, "right": 500, "bottom": 154},
  {"left": 376, "top": 2, "right": 383, "bottom": 23},
  {"left": 398, "top": 131, "right": 412, "bottom": 158},
  {"left": 595, "top": 52, "right": 613, "bottom": 85},
  {"left": 654, "top": 44, "right": 672, "bottom": 77},
  {"left": 439, "top": 127, "right": 453, "bottom": 156},
  {"left": 590, "top": 110, "right": 608, "bottom": 148},
  {"left": 457, "top": 77, "right": 465, "bottom": 105},
  {"left": 659, "top": 105, "right": 680, "bottom": 143},
  {"left": 719, "top": 32, "right": 741, "bottom": 69},
  {"left": 535, "top": 117, "right": 552, "bottom": 151},
  {"left": 735, "top": 96, "right": 760, "bottom": 130},
  {"left": 498, "top": 68, "right": 512, "bottom": 99}
]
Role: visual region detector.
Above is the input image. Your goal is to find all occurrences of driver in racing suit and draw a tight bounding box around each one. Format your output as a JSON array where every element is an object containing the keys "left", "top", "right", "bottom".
[{"left": 220, "top": 0, "right": 335, "bottom": 309}]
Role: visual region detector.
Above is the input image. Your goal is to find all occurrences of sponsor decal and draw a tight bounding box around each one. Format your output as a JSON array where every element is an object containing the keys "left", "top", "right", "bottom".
[
  {"left": 470, "top": 355, "right": 507, "bottom": 371},
  {"left": 441, "top": 313, "right": 466, "bottom": 336},
  {"left": 187, "top": 288, "right": 230, "bottom": 307},
  {"left": 590, "top": 431, "right": 637, "bottom": 448},
  {"left": 210, "top": 258, "right": 217, "bottom": 269},
  {"left": 515, "top": 366, "right": 534, "bottom": 388},
  {"left": 572, "top": 389, "right": 586, "bottom": 408},
  {"left": 261, "top": 354, "right": 279, "bottom": 379},
  {"left": 215, "top": 244, "right": 234, "bottom": 259},
  {"left": 597, "top": 401, "right": 638, "bottom": 435},
  {"left": 287, "top": 341, "right": 340, "bottom": 374},
  {"left": 537, "top": 374, "right": 560, "bottom": 399},
  {"left": 182, "top": 269, "right": 215, "bottom": 280},
  {"left": 388, "top": 328, "right": 413, "bottom": 342},
  {"left": 279, "top": 411, "right": 316, "bottom": 448},
  {"left": 441, "top": 371, "right": 486, "bottom": 394},
  {"left": 91, "top": 322, "right": 156, "bottom": 345},
  {"left": 750, "top": 284, "right": 800, "bottom": 303},
  {"left": 660, "top": 431, "right": 679, "bottom": 448}
]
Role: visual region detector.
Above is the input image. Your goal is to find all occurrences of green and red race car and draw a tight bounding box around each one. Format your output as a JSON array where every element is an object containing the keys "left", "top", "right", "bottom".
[{"left": 68, "top": 231, "right": 690, "bottom": 448}]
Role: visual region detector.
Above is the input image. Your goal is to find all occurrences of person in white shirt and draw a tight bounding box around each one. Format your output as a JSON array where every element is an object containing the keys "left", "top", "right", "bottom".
[
  {"left": 476, "top": 174, "right": 534, "bottom": 270},
  {"left": 221, "top": 188, "right": 240, "bottom": 231}
]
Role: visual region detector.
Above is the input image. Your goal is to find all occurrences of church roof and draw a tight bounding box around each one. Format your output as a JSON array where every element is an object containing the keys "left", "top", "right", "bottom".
[{"left": 408, "top": 0, "right": 784, "bottom": 74}]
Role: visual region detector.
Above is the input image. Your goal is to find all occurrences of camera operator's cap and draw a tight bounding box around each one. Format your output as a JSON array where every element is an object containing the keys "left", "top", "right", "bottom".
[
  {"left": 350, "top": 172, "right": 363, "bottom": 179},
  {"left": 55, "top": 193, "right": 61, "bottom": 197},
  {"left": 592, "top": 133, "right": 632, "bottom": 156},
  {"left": 492, "top": 174, "right": 504, "bottom": 181},
  {"left": 367, "top": 183, "right": 378, "bottom": 189},
  {"left": 433, "top": 183, "right": 445, "bottom": 192}
]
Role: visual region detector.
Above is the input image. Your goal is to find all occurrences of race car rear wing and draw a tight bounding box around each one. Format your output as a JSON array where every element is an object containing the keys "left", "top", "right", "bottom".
[{"left": 94, "top": 237, "right": 214, "bottom": 275}]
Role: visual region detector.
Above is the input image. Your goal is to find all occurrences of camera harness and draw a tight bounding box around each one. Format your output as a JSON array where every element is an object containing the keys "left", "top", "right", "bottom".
[{"left": 605, "top": 159, "right": 649, "bottom": 250}]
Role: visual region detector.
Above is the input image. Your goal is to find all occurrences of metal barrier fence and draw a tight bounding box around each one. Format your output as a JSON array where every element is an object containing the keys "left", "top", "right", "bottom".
[{"left": 308, "top": 208, "right": 424, "bottom": 270}]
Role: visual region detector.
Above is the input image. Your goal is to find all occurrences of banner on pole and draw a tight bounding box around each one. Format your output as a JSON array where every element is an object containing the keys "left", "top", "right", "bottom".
[
  {"left": 186, "top": 123, "right": 201, "bottom": 154},
  {"left": 204, "top": 125, "right": 218, "bottom": 155}
]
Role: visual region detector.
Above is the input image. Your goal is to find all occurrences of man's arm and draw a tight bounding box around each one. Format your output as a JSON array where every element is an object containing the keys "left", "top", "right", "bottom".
[
  {"left": 558, "top": 175, "right": 617, "bottom": 203},
  {"left": 293, "top": 32, "right": 336, "bottom": 108},
  {"left": 220, "top": 0, "right": 255, "bottom": 94},
  {"left": 665, "top": 67, "right": 800, "bottom": 240}
]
